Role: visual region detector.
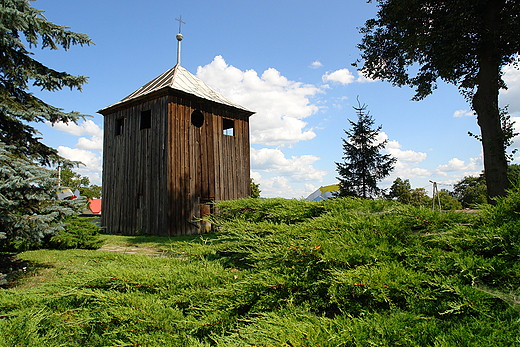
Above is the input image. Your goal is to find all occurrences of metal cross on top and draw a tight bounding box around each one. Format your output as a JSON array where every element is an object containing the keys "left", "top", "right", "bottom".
[{"left": 175, "top": 15, "right": 186, "bottom": 33}]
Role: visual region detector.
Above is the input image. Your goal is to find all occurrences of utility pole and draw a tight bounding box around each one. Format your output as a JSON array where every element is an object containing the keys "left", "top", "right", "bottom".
[{"left": 430, "top": 180, "right": 441, "bottom": 211}]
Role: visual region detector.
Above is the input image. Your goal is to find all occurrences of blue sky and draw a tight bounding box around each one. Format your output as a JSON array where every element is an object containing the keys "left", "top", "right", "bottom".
[{"left": 30, "top": 0, "right": 520, "bottom": 198}]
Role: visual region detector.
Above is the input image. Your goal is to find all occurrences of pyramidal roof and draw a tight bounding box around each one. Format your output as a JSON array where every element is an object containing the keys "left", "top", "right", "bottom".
[{"left": 100, "top": 64, "right": 252, "bottom": 113}]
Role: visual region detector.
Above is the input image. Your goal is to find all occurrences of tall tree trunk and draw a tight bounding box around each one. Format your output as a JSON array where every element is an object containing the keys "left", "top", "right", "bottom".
[{"left": 472, "top": 0, "right": 509, "bottom": 202}]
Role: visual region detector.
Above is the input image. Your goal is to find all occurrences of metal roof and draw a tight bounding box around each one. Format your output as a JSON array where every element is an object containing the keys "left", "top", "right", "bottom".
[{"left": 100, "top": 64, "right": 252, "bottom": 113}]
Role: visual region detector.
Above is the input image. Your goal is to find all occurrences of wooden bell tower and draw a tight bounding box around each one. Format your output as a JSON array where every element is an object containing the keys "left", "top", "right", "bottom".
[{"left": 99, "top": 23, "right": 254, "bottom": 235}]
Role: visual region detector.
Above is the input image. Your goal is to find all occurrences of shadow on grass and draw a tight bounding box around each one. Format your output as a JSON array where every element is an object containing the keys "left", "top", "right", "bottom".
[
  {"left": 102, "top": 233, "right": 220, "bottom": 247},
  {"left": 0, "top": 253, "right": 52, "bottom": 289}
]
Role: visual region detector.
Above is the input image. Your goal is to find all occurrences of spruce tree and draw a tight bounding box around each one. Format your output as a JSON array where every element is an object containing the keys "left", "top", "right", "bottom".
[
  {"left": 0, "top": 0, "right": 93, "bottom": 164},
  {"left": 336, "top": 100, "right": 396, "bottom": 198},
  {"left": 0, "top": 0, "right": 92, "bottom": 248},
  {"left": 0, "top": 142, "right": 75, "bottom": 250}
]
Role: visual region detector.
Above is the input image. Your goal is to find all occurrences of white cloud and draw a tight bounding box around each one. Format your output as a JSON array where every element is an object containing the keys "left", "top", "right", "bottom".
[
  {"left": 435, "top": 157, "right": 481, "bottom": 176},
  {"left": 250, "top": 170, "right": 262, "bottom": 182},
  {"left": 57, "top": 146, "right": 102, "bottom": 185},
  {"left": 196, "top": 56, "right": 321, "bottom": 146},
  {"left": 322, "top": 68, "right": 377, "bottom": 85},
  {"left": 310, "top": 61, "right": 323, "bottom": 69},
  {"left": 252, "top": 175, "right": 311, "bottom": 199},
  {"left": 76, "top": 135, "right": 103, "bottom": 150},
  {"left": 356, "top": 70, "right": 378, "bottom": 83},
  {"left": 49, "top": 119, "right": 103, "bottom": 150},
  {"left": 501, "top": 64, "right": 520, "bottom": 114},
  {"left": 453, "top": 109, "right": 475, "bottom": 117},
  {"left": 386, "top": 139, "right": 427, "bottom": 163},
  {"left": 510, "top": 116, "right": 520, "bottom": 149},
  {"left": 251, "top": 147, "right": 327, "bottom": 182},
  {"left": 322, "top": 68, "right": 356, "bottom": 85},
  {"left": 50, "top": 119, "right": 102, "bottom": 137},
  {"left": 381, "top": 137, "right": 431, "bottom": 185},
  {"left": 46, "top": 120, "right": 104, "bottom": 185},
  {"left": 390, "top": 155, "right": 431, "bottom": 181}
]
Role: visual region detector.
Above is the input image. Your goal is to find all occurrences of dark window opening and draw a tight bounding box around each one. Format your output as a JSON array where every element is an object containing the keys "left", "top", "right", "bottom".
[
  {"left": 223, "top": 118, "right": 234, "bottom": 136},
  {"left": 191, "top": 110, "right": 204, "bottom": 128},
  {"left": 140, "top": 110, "right": 152, "bottom": 129},
  {"left": 115, "top": 118, "right": 124, "bottom": 135}
]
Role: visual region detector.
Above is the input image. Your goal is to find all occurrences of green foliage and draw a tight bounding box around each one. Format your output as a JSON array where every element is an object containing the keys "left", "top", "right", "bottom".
[
  {"left": 58, "top": 167, "right": 90, "bottom": 188},
  {"left": 357, "top": 0, "right": 519, "bottom": 100},
  {"left": 508, "top": 164, "right": 520, "bottom": 188},
  {"left": 0, "top": 142, "right": 76, "bottom": 251},
  {"left": 388, "top": 177, "right": 412, "bottom": 203},
  {"left": 210, "top": 197, "right": 325, "bottom": 225},
  {"left": 249, "top": 178, "right": 261, "bottom": 198},
  {"left": 53, "top": 167, "right": 102, "bottom": 198},
  {"left": 336, "top": 99, "right": 396, "bottom": 198},
  {"left": 0, "top": 0, "right": 93, "bottom": 165},
  {"left": 81, "top": 184, "right": 102, "bottom": 199},
  {"left": 1, "top": 194, "right": 520, "bottom": 345},
  {"left": 435, "top": 189, "right": 462, "bottom": 211},
  {"left": 451, "top": 165, "right": 520, "bottom": 208},
  {"left": 389, "top": 178, "right": 461, "bottom": 210},
  {"left": 0, "top": 1, "right": 94, "bottom": 249},
  {"left": 453, "top": 174, "right": 488, "bottom": 208},
  {"left": 47, "top": 216, "right": 103, "bottom": 250},
  {"left": 357, "top": 0, "right": 520, "bottom": 199},
  {"left": 409, "top": 187, "right": 431, "bottom": 207}
]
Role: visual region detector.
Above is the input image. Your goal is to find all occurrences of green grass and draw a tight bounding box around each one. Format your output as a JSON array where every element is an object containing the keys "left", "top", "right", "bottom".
[{"left": 1, "top": 195, "right": 520, "bottom": 346}]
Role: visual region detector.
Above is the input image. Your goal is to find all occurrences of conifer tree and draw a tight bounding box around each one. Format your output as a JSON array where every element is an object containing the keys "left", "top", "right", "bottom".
[
  {"left": 250, "top": 178, "right": 261, "bottom": 198},
  {"left": 0, "top": 0, "right": 93, "bottom": 164},
  {"left": 0, "top": 142, "right": 75, "bottom": 249},
  {"left": 336, "top": 100, "right": 396, "bottom": 198},
  {"left": 0, "top": 0, "right": 92, "bottom": 248}
]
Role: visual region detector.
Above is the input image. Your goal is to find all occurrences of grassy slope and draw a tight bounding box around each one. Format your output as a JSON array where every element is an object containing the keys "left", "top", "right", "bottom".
[{"left": 1, "top": 195, "right": 519, "bottom": 346}]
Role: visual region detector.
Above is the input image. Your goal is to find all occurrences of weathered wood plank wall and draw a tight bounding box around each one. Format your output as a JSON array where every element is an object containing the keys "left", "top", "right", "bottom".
[
  {"left": 102, "top": 90, "right": 251, "bottom": 236},
  {"left": 102, "top": 96, "right": 170, "bottom": 235}
]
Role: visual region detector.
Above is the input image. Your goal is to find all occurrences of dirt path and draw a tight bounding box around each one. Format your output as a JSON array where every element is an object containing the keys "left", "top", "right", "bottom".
[{"left": 97, "top": 244, "right": 166, "bottom": 256}]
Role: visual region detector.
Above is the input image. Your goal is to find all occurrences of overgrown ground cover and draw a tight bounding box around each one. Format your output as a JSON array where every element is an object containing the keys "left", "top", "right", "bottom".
[{"left": 1, "top": 193, "right": 520, "bottom": 346}]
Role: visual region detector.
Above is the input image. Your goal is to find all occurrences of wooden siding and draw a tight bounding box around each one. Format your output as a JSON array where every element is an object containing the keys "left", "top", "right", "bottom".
[{"left": 101, "top": 89, "right": 252, "bottom": 236}]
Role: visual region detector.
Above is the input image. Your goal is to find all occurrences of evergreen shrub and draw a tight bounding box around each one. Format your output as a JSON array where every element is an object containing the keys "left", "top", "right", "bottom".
[{"left": 1, "top": 194, "right": 519, "bottom": 345}]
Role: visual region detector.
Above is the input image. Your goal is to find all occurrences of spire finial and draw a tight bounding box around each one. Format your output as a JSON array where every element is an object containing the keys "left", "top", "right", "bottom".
[
  {"left": 175, "top": 15, "right": 186, "bottom": 66},
  {"left": 175, "top": 15, "right": 186, "bottom": 33}
]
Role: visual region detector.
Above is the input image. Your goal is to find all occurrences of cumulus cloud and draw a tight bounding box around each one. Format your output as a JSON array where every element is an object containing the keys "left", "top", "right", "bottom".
[
  {"left": 383, "top": 138, "right": 431, "bottom": 183},
  {"left": 251, "top": 174, "right": 312, "bottom": 199},
  {"left": 76, "top": 136, "right": 103, "bottom": 150},
  {"left": 509, "top": 116, "right": 520, "bottom": 149},
  {"left": 435, "top": 157, "right": 481, "bottom": 176},
  {"left": 501, "top": 64, "right": 520, "bottom": 114},
  {"left": 453, "top": 109, "right": 475, "bottom": 117},
  {"left": 322, "top": 68, "right": 356, "bottom": 85},
  {"left": 49, "top": 120, "right": 103, "bottom": 185},
  {"left": 386, "top": 139, "right": 427, "bottom": 163},
  {"left": 310, "top": 61, "right": 323, "bottom": 69},
  {"left": 57, "top": 146, "right": 102, "bottom": 184},
  {"left": 322, "top": 68, "right": 378, "bottom": 85},
  {"left": 356, "top": 70, "right": 378, "bottom": 83},
  {"left": 391, "top": 161, "right": 431, "bottom": 179},
  {"left": 49, "top": 119, "right": 103, "bottom": 150},
  {"left": 251, "top": 147, "right": 327, "bottom": 182},
  {"left": 196, "top": 56, "right": 321, "bottom": 146},
  {"left": 50, "top": 119, "right": 102, "bottom": 137}
]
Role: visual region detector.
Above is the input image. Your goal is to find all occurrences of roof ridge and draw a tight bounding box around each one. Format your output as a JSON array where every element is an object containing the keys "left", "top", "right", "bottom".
[{"left": 99, "top": 65, "right": 252, "bottom": 113}]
